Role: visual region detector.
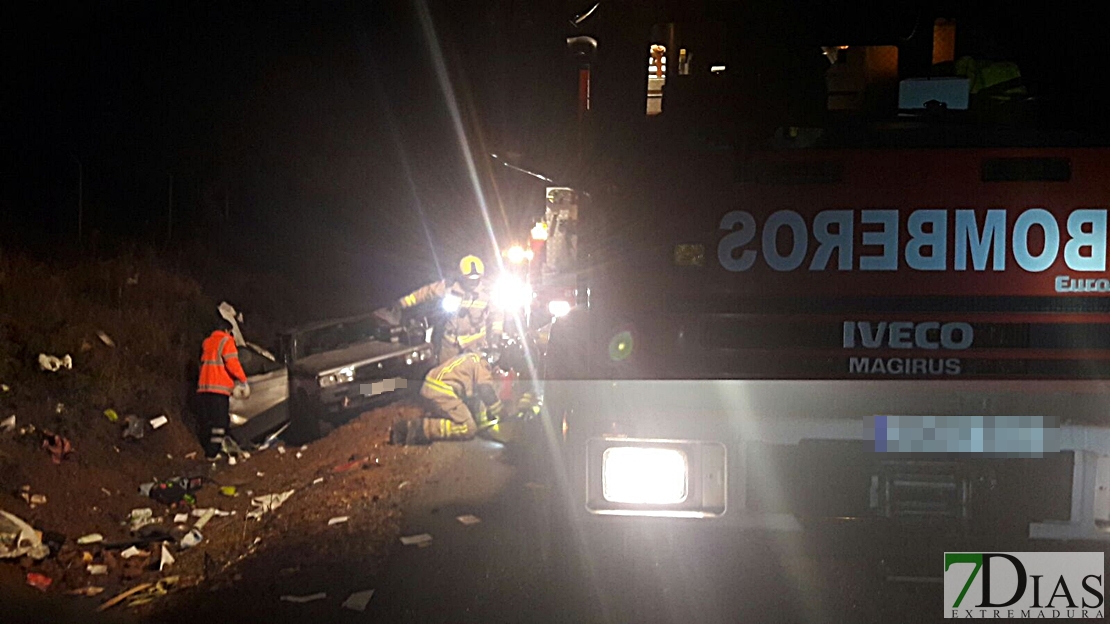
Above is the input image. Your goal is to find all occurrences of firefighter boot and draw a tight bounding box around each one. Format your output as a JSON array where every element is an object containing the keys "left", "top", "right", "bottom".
[
  {"left": 389, "top": 418, "right": 409, "bottom": 445},
  {"left": 404, "top": 419, "right": 431, "bottom": 446}
]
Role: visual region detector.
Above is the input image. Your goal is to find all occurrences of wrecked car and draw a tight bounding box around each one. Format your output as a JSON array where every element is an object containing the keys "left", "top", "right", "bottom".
[{"left": 227, "top": 309, "right": 434, "bottom": 445}]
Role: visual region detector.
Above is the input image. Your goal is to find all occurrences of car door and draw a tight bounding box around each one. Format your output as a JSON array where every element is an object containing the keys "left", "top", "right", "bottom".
[{"left": 229, "top": 343, "right": 290, "bottom": 443}]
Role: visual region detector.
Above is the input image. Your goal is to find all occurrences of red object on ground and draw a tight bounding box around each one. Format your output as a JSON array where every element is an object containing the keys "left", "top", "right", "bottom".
[
  {"left": 26, "top": 572, "right": 52, "bottom": 591},
  {"left": 497, "top": 370, "right": 517, "bottom": 402},
  {"left": 42, "top": 433, "right": 73, "bottom": 464}
]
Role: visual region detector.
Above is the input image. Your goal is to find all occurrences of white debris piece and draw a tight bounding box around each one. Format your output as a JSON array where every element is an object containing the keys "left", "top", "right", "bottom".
[
  {"left": 0, "top": 384, "right": 8, "bottom": 392},
  {"left": 0, "top": 510, "right": 49, "bottom": 559},
  {"left": 398, "top": 481, "right": 411, "bottom": 489},
  {"left": 327, "top": 516, "right": 349, "bottom": 526},
  {"left": 280, "top": 593, "right": 326, "bottom": 604},
  {"left": 311, "top": 478, "right": 324, "bottom": 486},
  {"left": 342, "top": 589, "right": 375, "bottom": 612},
  {"left": 150, "top": 415, "right": 169, "bottom": 430},
  {"left": 247, "top": 490, "right": 295, "bottom": 521},
  {"left": 38, "top": 354, "right": 73, "bottom": 372},
  {"left": 128, "top": 508, "right": 156, "bottom": 532},
  {"left": 96, "top": 331, "right": 116, "bottom": 348},
  {"left": 295, "top": 452, "right": 302, "bottom": 459},
  {"left": 173, "top": 514, "right": 189, "bottom": 524},
  {"left": 76, "top": 533, "right": 103, "bottom": 545},
  {"left": 456, "top": 514, "right": 482, "bottom": 526},
  {"left": 190, "top": 508, "right": 231, "bottom": 519},
  {"left": 87, "top": 565, "right": 108, "bottom": 576},
  {"left": 159, "top": 543, "right": 175, "bottom": 571},
  {"left": 0, "top": 415, "right": 15, "bottom": 432},
  {"left": 228, "top": 456, "right": 237, "bottom": 466},
  {"left": 120, "top": 546, "right": 149, "bottom": 559},
  {"left": 399, "top": 533, "right": 433, "bottom": 547}
]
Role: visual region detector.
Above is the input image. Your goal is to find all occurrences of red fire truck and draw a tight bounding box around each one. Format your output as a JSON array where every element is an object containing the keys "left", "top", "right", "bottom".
[{"left": 541, "top": 5, "right": 1110, "bottom": 555}]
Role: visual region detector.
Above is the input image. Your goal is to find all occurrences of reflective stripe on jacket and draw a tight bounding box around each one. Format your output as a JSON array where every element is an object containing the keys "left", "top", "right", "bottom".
[
  {"left": 197, "top": 330, "right": 248, "bottom": 395},
  {"left": 398, "top": 278, "right": 504, "bottom": 355},
  {"left": 422, "top": 352, "right": 494, "bottom": 402}
]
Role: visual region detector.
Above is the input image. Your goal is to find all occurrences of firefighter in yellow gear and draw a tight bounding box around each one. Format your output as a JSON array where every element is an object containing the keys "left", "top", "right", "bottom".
[
  {"left": 391, "top": 351, "right": 505, "bottom": 445},
  {"left": 386, "top": 255, "right": 504, "bottom": 363}
]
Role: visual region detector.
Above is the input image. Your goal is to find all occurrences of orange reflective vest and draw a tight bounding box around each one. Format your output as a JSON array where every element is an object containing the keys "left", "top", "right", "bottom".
[{"left": 197, "top": 330, "right": 248, "bottom": 395}]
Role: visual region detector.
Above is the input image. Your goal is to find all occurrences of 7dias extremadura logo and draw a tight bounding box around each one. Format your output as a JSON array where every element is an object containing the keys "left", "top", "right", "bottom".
[{"left": 944, "top": 552, "right": 1104, "bottom": 619}]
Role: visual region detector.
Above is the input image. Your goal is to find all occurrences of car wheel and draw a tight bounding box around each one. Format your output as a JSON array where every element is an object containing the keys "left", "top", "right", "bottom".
[{"left": 285, "top": 389, "right": 323, "bottom": 444}]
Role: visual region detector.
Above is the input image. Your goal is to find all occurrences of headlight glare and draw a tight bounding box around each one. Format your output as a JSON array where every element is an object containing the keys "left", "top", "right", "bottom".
[
  {"left": 548, "top": 299, "right": 572, "bottom": 318},
  {"left": 602, "top": 446, "right": 688, "bottom": 505}
]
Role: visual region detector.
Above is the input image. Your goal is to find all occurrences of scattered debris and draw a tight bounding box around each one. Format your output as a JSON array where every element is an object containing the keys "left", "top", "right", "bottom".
[
  {"left": 81, "top": 551, "right": 94, "bottom": 564},
  {"left": 399, "top": 533, "right": 433, "bottom": 547},
  {"left": 150, "top": 415, "right": 169, "bottom": 430},
  {"left": 190, "top": 508, "right": 232, "bottom": 519},
  {"left": 20, "top": 492, "right": 47, "bottom": 508},
  {"left": 123, "top": 576, "right": 180, "bottom": 608},
  {"left": 281, "top": 592, "right": 327, "bottom": 604},
  {"left": 184, "top": 451, "right": 197, "bottom": 460},
  {"left": 221, "top": 436, "right": 249, "bottom": 460},
  {"left": 100, "top": 488, "right": 112, "bottom": 496},
  {"left": 247, "top": 490, "right": 295, "bottom": 521},
  {"left": 256, "top": 471, "right": 265, "bottom": 477},
  {"left": 180, "top": 509, "right": 215, "bottom": 549},
  {"left": 121, "top": 546, "right": 149, "bottom": 559},
  {"left": 0, "top": 415, "right": 14, "bottom": 432},
  {"left": 327, "top": 516, "right": 349, "bottom": 526},
  {"left": 26, "top": 572, "right": 52, "bottom": 591},
  {"left": 55, "top": 402, "right": 65, "bottom": 414},
  {"left": 179, "top": 530, "right": 202, "bottom": 549},
  {"left": 159, "top": 543, "right": 175, "bottom": 571},
  {"left": 43, "top": 433, "right": 74, "bottom": 464},
  {"left": 0, "top": 509, "right": 49, "bottom": 559},
  {"left": 311, "top": 477, "right": 324, "bottom": 486},
  {"left": 398, "top": 481, "right": 411, "bottom": 490},
  {"left": 228, "top": 456, "right": 238, "bottom": 466},
  {"left": 122, "top": 415, "right": 145, "bottom": 440},
  {"left": 96, "top": 330, "right": 116, "bottom": 348},
  {"left": 87, "top": 565, "right": 108, "bottom": 576},
  {"left": 456, "top": 514, "right": 482, "bottom": 526},
  {"left": 38, "top": 353, "right": 73, "bottom": 372},
  {"left": 219, "top": 486, "right": 238, "bottom": 497},
  {"left": 140, "top": 476, "right": 204, "bottom": 506},
  {"left": 77, "top": 533, "right": 104, "bottom": 545},
  {"left": 257, "top": 425, "right": 289, "bottom": 451},
  {"left": 103, "top": 409, "right": 120, "bottom": 423},
  {"left": 128, "top": 508, "right": 156, "bottom": 532},
  {"left": 0, "top": 384, "right": 8, "bottom": 392},
  {"left": 173, "top": 513, "right": 189, "bottom": 524},
  {"left": 97, "top": 582, "right": 154, "bottom": 612},
  {"left": 333, "top": 456, "right": 369, "bottom": 473},
  {"left": 277, "top": 446, "right": 287, "bottom": 455},
  {"left": 342, "top": 589, "right": 375, "bottom": 612},
  {"left": 68, "top": 586, "right": 105, "bottom": 597},
  {"left": 295, "top": 452, "right": 303, "bottom": 459}
]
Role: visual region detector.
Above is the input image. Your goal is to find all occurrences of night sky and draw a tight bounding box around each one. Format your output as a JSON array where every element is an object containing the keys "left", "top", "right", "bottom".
[
  {"left": 2, "top": 0, "right": 572, "bottom": 310},
  {"left": 4, "top": 0, "right": 1110, "bottom": 315}
]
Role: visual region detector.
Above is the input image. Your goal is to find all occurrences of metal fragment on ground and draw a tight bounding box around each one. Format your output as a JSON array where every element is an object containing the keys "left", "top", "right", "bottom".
[
  {"left": 456, "top": 514, "right": 482, "bottom": 526},
  {"left": 342, "top": 589, "right": 375, "bottom": 612},
  {"left": 327, "top": 516, "right": 349, "bottom": 526},
  {"left": 280, "top": 592, "right": 327, "bottom": 603},
  {"left": 399, "top": 533, "right": 432, "bottom": 546}
]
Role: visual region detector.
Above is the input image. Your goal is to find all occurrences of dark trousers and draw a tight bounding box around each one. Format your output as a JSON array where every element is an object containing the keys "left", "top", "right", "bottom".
[{"left": 196, "top": 392, "right": 230, "bottom": 456}]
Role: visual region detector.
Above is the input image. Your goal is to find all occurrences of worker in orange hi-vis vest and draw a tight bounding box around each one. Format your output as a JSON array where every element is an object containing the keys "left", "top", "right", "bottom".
[{"left": 196, "top": 315, "right": 249, "bottom": 460}]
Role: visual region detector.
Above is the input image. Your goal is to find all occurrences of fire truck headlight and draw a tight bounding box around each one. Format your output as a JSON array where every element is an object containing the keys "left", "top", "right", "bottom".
[
  {"left": 602, "top": 447, "right": 688, "bottom": 505},
  {"left": 548, "top": 299, "right": 572, "bottom": 318},
  {"left": 492, "top": 275, "right": 533, "bottom": 310}
]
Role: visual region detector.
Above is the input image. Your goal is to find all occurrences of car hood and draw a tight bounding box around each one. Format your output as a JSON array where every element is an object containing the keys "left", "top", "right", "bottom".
[{"left": 292, "top": 340, "right": 424, "bottom": 377}]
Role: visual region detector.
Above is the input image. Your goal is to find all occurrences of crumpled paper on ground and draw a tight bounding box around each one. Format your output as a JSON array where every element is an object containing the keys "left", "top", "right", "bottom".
[
  {"left": 247, "top": 490, "right": 295, "bottom": 521},
  {"left": 38, "top": 354, "right": 72, "bottom": 372},
  {"left": 0, "top": 509, "right": 49, "bottom": 560}
]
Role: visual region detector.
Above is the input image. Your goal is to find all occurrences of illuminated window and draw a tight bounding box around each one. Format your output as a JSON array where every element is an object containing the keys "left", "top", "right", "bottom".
[{"left": 647, "top": 44, "right": 666, "bottom": 115}]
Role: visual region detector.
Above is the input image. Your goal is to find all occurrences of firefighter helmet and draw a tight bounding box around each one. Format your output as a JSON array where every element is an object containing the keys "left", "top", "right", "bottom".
[{"left": 459, "top": 255, "right": 485, "bottom": 280}]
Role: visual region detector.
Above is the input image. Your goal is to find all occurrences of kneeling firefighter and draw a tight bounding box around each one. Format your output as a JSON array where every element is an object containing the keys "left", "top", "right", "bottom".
[{"left": 391, "top": 351, "right": 505, "bottom": 445}]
